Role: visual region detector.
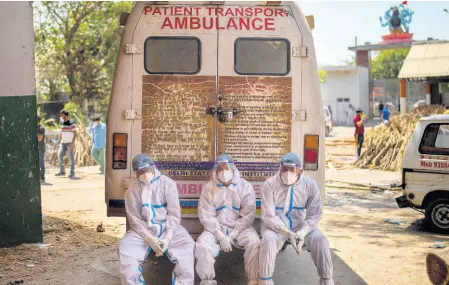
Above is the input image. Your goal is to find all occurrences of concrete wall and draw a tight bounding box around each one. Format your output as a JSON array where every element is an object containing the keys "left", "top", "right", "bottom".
[
  {"left": 320, "top": 66, "right": 369, "bottom": 125},
  {"left": 0, "top": 1, "right": 42, "bottom": 246}
]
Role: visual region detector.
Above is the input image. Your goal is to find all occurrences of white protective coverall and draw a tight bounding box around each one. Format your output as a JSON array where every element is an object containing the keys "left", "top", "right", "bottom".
[
  {"left": 259, "top": 174, "right": 334, "bottom": 285},
  {"left": 118, "top": 168, "right": 195, "bottom": 285},
  {"left": 196, "top": 161, "right": 260, "bottom": 285}
]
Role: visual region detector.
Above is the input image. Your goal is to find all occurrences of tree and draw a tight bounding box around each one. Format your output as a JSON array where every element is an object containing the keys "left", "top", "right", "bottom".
[
  {"left": 318, "top": 70, "right": 328, "bottom": 83},
  {"left": 34, "top": 2, "right": 134, "bottom": 109},
  {"left": 371, "top": 48, "right": 410, "bottom": 80}
]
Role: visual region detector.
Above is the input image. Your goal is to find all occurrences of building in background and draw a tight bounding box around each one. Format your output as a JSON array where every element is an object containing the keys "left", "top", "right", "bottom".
[{"left": 320, "top": 65, "right": 369, "bottom": 126}]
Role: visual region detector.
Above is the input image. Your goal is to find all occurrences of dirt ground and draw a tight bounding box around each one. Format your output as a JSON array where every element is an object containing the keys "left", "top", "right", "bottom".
[{"left": 1, "top": 126, "right": 448, "bottom": 285}]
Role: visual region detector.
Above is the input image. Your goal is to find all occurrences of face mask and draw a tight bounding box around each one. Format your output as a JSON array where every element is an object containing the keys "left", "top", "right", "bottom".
[
  {"left": 138, "top": 172, "right": 154, "bottom": 184},
  {"left": 218, "top": 170, "right": 233, "bottom": 183},
  {"left": 60, "top": 117, "right": 64, "bottom": 123},
  {"left": 281, "top": 171, "right": 298, "bottom": 185}
]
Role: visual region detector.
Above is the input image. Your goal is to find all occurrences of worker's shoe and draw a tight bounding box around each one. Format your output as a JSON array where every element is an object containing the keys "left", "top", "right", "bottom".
[
  {"left": 55, "top": 172, "right": 65, "bottom": 176},
  {"left": 320, "top": 278, "right": 334, "bottom": 285},
  {"left": 68, "top": 174, "right": 75, "bottom": 179}
]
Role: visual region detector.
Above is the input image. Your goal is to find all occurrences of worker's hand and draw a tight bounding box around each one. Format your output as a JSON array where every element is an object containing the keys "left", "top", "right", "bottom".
[
  {"left": 146, "top": 235, "right": 163, "bottom": 256},
  {"left": 68, "top": 143, "right": 75, "bottom": 151},
  {"left": 156, "top": 238, "right": 169, "bottom": 257},
  {"left": 216, "top": 230, "right": 233, "bottom": 252}
]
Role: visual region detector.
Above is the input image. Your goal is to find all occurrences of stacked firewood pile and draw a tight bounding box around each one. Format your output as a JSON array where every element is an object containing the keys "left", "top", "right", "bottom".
[{"left": 354, "top": 105, "right": 444, "bottom": 171}]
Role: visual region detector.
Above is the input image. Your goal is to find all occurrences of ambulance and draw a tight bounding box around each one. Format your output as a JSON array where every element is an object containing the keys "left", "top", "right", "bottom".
[
  {"left": 106, "top": 1, "right": 325, "bottom": 238},
  {"left": 396, "top": 115, "right": 449, "bottom": 233}
]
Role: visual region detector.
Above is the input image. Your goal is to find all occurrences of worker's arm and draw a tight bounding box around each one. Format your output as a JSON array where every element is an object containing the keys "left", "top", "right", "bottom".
[
  {"left": 198, "top": 183, "right": 222, "bottom": 234},
  {"left": 261, "top": 180, "right": 291, "bottom": 238},
  {"left": 297, "top": 179, "right": 323, "bottom": 237},
  {"left": 125, "top": 183, "right": 158, "bottom": 242},
  {"left": 229, "top": 182, "right": 256, "bottom": 240},
  {"left": 163, "top": 179, "right": 181, "bottom": 242},
  {"left": 355, "top": 116, "right": 365, "bottom": 127}
]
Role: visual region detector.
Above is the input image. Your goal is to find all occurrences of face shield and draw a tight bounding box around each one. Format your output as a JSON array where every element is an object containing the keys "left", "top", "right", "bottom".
[
  {"left": 135, "top": 163, "right": 156, "bottom": 185},
  {"left": 279, "top": 162, "right": 302, "bottom": 186},
  {"left": 214, "top": 160, "right": 234, "bottom": 185}
]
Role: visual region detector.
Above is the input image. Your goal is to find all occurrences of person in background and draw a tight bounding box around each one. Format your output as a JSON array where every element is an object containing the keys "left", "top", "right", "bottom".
[
  {"left": 89, "top": 116, "right": 106, "bottom": 174},
  {"left": 56, "top": 110, "right": 77, "bottom": 178},
  {"left": 258, "top": 153, "right": 334, "bottom": 285},
  {"left": 327, "top": 105, "right": 333, "bottom": 122},
  {"left": 381, "top": 104, "right": 391, "bottom": 126},
  {"left": 354, "top": 108, "right": 365, "bottom": 158},
  {"left": 37, "top": 115, "right": 46, "bottom": 184},
  {"left": 444, "top": 105, "right": 449, "bottom": 115},
  {"left": 378, "top": 101, "right": 384, "bottom": 117}
]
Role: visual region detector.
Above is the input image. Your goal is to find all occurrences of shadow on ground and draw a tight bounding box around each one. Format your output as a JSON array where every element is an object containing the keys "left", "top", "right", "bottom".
[{"left": 143, "top": 245, "right": 368, "bottom": 285}]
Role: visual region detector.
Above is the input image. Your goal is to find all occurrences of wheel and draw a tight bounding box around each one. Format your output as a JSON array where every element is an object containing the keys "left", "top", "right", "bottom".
[
  {"left": 425, "top": 199, "right": 449, "bottom": 234},
  {"left": 325, "top": 126, "right": 330, "bottom": 137}
]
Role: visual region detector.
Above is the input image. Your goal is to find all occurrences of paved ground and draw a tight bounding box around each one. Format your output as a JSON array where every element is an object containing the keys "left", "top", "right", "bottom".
[{"left": 1, "top": 126, "right": 448, "bottom": 285}]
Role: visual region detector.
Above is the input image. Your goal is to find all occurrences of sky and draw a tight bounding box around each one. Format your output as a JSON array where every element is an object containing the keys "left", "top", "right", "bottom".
[{"left": 298, "top": 1, "right": 449, "bottom": 66}]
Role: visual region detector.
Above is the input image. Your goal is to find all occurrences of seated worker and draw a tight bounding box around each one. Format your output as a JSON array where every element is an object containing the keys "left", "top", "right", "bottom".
[
  {"left": 259, "top": 153, "right": 334, "bottom": 285},
  {"left": 118, "top": 153, "right": 195, "bottom": 285},
  {"left": 195, "top": 154, "right": 260, "bottom": 285}
]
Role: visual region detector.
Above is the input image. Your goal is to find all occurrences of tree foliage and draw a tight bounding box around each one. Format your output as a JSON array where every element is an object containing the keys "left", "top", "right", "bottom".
[
  {"left": 34, "top": 2, "right": 133, "bottom": 110},
  {"left": 318, "top": 70, "right": 328, "bottom": 83},
  {"left": 371, "top": 48, "right": 410, "bottom": 80}
]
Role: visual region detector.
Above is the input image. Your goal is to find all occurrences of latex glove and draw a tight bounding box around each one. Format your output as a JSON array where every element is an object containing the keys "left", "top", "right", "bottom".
[
  {"left": 146, "top": 235, "right": 163, "bottom": 256},
  {"left": 216, "top": 231, "right": 233, "bottom": 252},
  {"left": 156, "top": 238, "right": 169, "bottom": 257},
  {"left": 293, "top": 231, "right": 306, "bottom": 256}
]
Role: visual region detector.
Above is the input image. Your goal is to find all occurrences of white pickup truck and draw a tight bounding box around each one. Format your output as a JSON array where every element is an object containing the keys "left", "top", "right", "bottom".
[{"left": 396, "top": 114, "right": 449, "bottom": 233}]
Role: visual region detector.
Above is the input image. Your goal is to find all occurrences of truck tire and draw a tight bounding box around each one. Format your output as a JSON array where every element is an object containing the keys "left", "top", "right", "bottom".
[{"left": 425, "top": 198, "right": 449, "bottom": 234}]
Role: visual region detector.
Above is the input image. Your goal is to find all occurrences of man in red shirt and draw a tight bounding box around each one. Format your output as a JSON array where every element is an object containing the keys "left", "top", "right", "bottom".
[{"left": 354, "top": 108, "right": 365, "bottom": 158}]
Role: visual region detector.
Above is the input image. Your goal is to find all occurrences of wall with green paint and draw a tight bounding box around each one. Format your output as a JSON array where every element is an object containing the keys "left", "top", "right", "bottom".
[
  {"left": 0, "top": 2, "right": 42, "bottom": 246},
  {"left": 0, "top": 96, "right": 43, "bottom": 246}
]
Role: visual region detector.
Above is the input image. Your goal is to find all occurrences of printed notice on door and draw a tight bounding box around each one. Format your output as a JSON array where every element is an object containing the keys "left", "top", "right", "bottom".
[
  {"left": 217, "top": 76, "right": 292, "bottom": 166},
  {"left": 141, "top": 75, "right": 216, "bottom": 165}
]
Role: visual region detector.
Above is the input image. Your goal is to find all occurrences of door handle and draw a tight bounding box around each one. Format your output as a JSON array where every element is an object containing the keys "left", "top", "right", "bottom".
[{"left": 205, "top": 106, "right": 240, "bottom": 123}]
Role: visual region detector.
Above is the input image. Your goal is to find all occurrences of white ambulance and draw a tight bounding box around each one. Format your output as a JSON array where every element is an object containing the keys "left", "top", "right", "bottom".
[
  {"left": 106, "top": 1, "right": 325, "bottom": 237},
  {"left": 396, "top": 114, "right": 449, "bottom": 233}
]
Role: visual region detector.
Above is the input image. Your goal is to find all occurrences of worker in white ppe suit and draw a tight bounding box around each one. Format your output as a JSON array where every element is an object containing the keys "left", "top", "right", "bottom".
[
  {"left": 259, "top": 153, "right": 334, "bottom": 285},
  {"left": 196, "top": 154, "right": 260, "bottom": 285},
  {"left": 118, "top": 153, "right": 195, "bottom": 285}
]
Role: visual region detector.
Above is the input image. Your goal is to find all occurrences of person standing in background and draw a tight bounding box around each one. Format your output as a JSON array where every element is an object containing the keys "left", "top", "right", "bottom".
[
  {"left": 346, "top": 104, "right": 356, "bottom": 126},
  {"left": 37, "top": 115, "right": 46, "bottom": 184},
  {"left": 89, "top": 116, "right": 107, "bottom": 174},
  {"left": 378, "top": 101, "right": 384, "bottom": 117},
  {"left": 381, "top": 104, "right": 391, "bottom": 126},
  {"left": 56, "top": 110, "right": 77, "bottom": 178},
  {"left": 354, "top": 108, "right": 365, "bottom": 158}
]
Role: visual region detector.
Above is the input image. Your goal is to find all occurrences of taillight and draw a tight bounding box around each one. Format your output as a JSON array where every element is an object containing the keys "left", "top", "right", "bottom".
[
  {"left": 304, "top": 135, "right": 319, "bottom": 171},
  {"left": 113, "top": 133, "right": 128, "bottom": 169}
]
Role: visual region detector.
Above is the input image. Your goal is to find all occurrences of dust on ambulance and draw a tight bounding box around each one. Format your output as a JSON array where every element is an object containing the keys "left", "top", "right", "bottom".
[{"left": 106, "top": 1, "right": 325, "bottom": 237}]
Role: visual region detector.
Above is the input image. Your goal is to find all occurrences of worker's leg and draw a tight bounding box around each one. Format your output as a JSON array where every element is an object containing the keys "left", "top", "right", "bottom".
[
  {"left": 58, "top": 143, "right": 67, "bottom": 174},
  {"left": 195, "top": 230, "right": 220, "bottom": 285},
  {"left": 118, "top": 231, "right": 152, "bottom": 285},
  {"left": 359, "top": 134, "right": 364, "bottom": 156},
  {"left": 39, "top": 147, "right": 45, "bottom": 181},
  {"left": 68, "top": 146, "right": 75, "bottom": 176},
  {"left": 258, "top": 228, "right": 285, "bottom": 285},
  {"left": 99, "top": 148, "right": 105, "bottom": 173},
  {"left": 91, "top": 148, "right": 100, "bottom": 166},
  {"left": 165, "top": 226, "right": 195, "bottom": 285},
  {"left": 233, "top": 226, "right": 260, "bottom": 285},
  {"left": 304, "top": 229, "right": 334, "bottom": 285}
]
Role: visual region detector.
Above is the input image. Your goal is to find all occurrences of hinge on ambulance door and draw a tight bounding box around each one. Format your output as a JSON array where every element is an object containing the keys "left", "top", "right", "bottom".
[
  {"left": 122, "top": 178, "right": 134, "bottom": 190},
  {"left": 125, "top": 44, "right": 143, "bottom": 54},
  {"left": 292, "top": 46, "right": 309, "bottom": 58},
  {"left": 293, "top": 109, "right": 308, "bottom": 121},
  {"left": 124, "top": 109, "right": 142, "bottom": 120}
]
